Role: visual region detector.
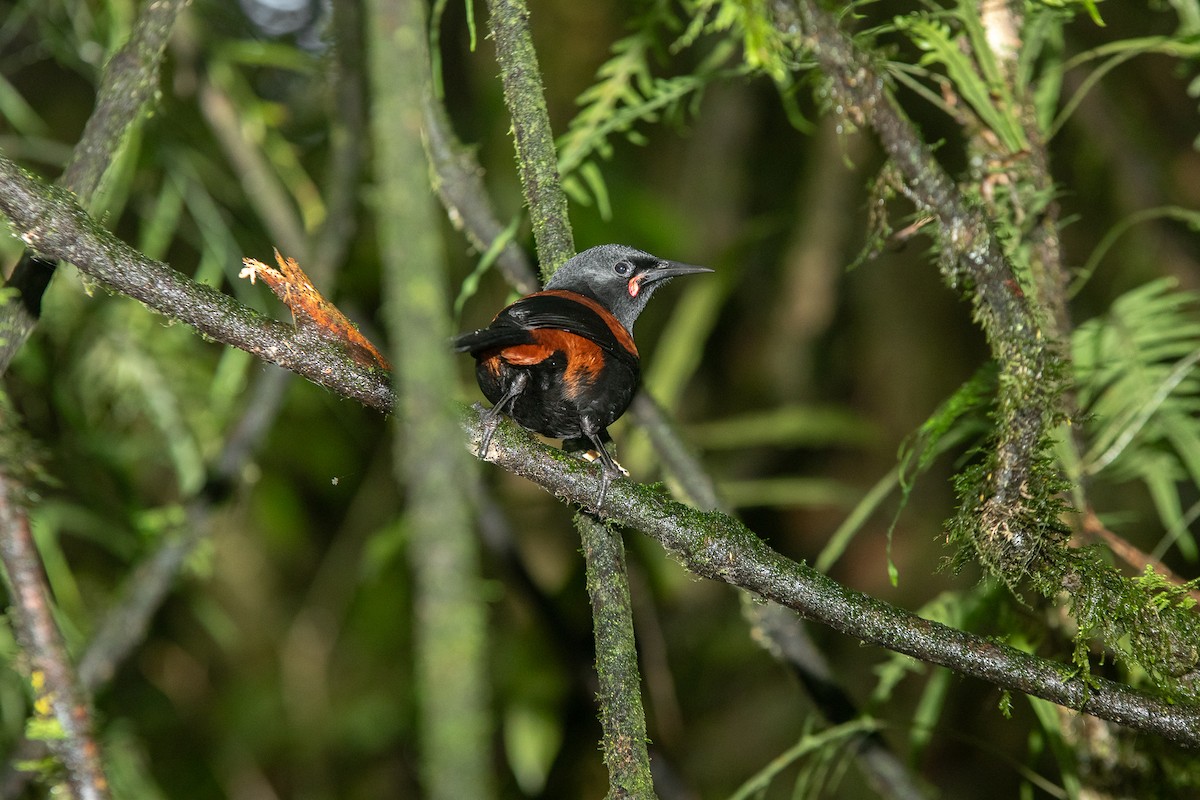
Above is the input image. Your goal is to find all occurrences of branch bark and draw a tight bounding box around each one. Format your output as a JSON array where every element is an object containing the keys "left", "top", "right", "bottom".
[
  {"left": 370, "top": 0, "right": 493, "bottom": 798},
  {"left": 0, "top": 472, "right": 111, "bottom": 800},
  {"left": 467, "top": 408, "right": 1200, "bottom": 748},
  {"left": 0, "top": 0, "right": 191, "bottom": 373},
  {"left": 0, "top": 156, "right": 1195, "bottom": 745}
]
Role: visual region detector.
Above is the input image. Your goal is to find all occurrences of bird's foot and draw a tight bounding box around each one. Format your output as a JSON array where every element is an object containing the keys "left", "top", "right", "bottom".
[
  {"left": 477, "top": 404, "right": 503, "bottom": 460},
  {"left": 580, "top": 451, "right": 628, "bottom": 508},
  {"left": 580, "top": 449, "right": 630, "bottom": 477}
]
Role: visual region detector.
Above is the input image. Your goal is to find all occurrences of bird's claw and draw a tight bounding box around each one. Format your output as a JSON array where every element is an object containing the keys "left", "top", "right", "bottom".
[
  {"left": 579, "top": 451, "right": 628, "bottom": 508},
  {"left": 476, "top": 404, "right": 502, "bottom": 460},
  {"left": 580, "top": 449, "right": 630, "bottom": 477}
]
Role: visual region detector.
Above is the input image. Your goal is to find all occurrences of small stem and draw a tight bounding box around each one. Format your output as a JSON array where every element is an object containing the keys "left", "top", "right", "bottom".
[
  {"left": 580, "top": 515, "right": 659, "bottom": 800},
  {"left": 0, "top": 472, "right": 111, "bottom": 800},
  {"left": 466, "top": 408, "right": 1200, "bottom": 748},
  {"left": 484, "top": 0, "right": 575, "bottom": 278}
]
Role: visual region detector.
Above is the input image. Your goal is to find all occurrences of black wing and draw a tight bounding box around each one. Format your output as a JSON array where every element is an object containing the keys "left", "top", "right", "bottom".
[
  {"left": 451, "top": 323, "right": 534, "bottom": 355},
  {"left": 454, "top": 292, "right": 630, "bottom": 357},
  {"left": 497, "top": 293, "right": 628, "bottom": 354}
]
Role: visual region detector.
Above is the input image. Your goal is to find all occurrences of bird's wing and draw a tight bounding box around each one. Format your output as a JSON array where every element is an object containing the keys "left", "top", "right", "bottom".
[
  {"left": 451, "top": 323, "right": 534, "bottom": 354},
  {"left": 453, "top": 292, "right": 637, "bottom": 364},
  {"left": 497, "top": 292, "right": 632, "bottom": 356}
]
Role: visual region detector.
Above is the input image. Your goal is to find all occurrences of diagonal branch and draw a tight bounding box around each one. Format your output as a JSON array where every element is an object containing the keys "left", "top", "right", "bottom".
[
  {"left": 0, "top": 471, "right": 111, "bottom": 800},
  {"left": 1, "top": 135, "right": 1195, "bottom": 749},
  {"left": 0, "top": 154, "right": 394, "bottom": 411},
  {"left": 466, "top": 408, "right": 1200, "bottom": 748}
]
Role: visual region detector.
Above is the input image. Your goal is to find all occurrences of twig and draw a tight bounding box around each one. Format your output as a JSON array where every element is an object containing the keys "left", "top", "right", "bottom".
[
  {"left": 0, "top": 472, "right": 111, "bottom": 800},
  {"left": 0, "top": 154, "right": 394, "bottom": 411},
  {"left": 484, "top": 0, "right": 574, "bottom": 278},
  {"left": 369, "top": 0, "right": 494, "bottom": 798},
  {"left": 580, "top": 515, "right": 657, "bottom": 800},
  {"left": 465, "top": 407, "right": 1200, "bottom": 747},
  {"left": 0, "top": 0, "right": 191, "bottom": 374}
]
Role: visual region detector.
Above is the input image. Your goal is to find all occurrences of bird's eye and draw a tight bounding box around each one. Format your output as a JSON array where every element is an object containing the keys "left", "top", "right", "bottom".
[{"left": 613, "top": 260, "right": 633, "bottom": 276}]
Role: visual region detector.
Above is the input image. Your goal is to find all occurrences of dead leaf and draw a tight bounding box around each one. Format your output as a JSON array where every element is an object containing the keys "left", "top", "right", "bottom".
[{"left": 240, "top": 250, "right": 390, "bottom": 371}]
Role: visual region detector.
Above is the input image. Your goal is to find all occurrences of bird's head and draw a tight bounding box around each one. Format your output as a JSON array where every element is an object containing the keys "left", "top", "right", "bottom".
[{"left": 544, "top": 244, "right": 712, "bottom": 333}]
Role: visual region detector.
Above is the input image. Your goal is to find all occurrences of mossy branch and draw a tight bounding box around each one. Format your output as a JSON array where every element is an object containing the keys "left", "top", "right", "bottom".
[
  {"left": 468, "top": 408, "right": 1200, "bottom": 747},
  {"left": 484, "top": 0, "right": 575, "bottom": 278},
  {"left": 482, "top": 1, "right": 657, "bottom": 794},
  {"left": 2, "top": 106, "right": 1196, "bottom": 750},
  {"left": 782, "top": 0, "right": 1065, "bottom": 578}
]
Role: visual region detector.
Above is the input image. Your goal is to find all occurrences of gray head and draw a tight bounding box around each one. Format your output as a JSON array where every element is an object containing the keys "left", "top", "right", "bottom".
[{"left": 544, "top": 244, "right": 712, "bottom": 332}]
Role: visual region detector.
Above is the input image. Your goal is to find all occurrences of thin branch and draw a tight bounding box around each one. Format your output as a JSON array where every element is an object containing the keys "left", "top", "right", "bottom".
[
  {"left": 484, "top": 0, "right": 575, "bottom": 278},
  {"left": 0, "top": 472, "right": 111, "bottom": 800},
  {"left": 369, "top": 0, "right": 493, "bottom": 797},
  {"left": 422, "top": 84, "right": 538, "bottom": 295},
  {"left": 0, "top": 154, "right": 394, "bottom": 411},
  {"left": 0, "top": 0, "right": 190, "bottom": 373},
  {"left": 468, "top": 407, "right": 1200, "bottom": 748}
]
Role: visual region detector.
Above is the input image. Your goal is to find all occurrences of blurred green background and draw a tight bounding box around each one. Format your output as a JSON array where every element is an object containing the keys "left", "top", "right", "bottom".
[{"left": 2, "top": 0, "right": 1200, "bottom": 797}]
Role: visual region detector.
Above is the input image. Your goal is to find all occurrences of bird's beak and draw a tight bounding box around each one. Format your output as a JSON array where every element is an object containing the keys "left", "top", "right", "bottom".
[{"left": 642, "top": 260, "right": 714, "bottom": 285}]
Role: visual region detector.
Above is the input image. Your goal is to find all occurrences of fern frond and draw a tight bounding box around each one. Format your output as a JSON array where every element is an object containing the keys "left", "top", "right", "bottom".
[
  {"left": 557, "top": 23, "right": 741, "bottom": 213},
  {"left": 1073, "top": 278, "right": 1200, "bottom": 556}
]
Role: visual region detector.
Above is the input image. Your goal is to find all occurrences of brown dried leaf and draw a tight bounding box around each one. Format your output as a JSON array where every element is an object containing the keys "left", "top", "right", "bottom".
[{"left": 240, "top": 250, "right": 390, "bottom": 371}]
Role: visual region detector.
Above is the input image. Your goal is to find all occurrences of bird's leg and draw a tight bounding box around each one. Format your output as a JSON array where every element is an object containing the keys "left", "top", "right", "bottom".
[
  {"left": 478, "top": 371, "right": 528, "bottom": 459},
  {"left": 580, "top": 421, "right": 622, "bottom": 507}
]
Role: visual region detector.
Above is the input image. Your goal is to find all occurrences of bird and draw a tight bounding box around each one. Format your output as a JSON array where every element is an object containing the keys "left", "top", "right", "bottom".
[{"left": 453, "top": 243, "right": 712, "bottom": 506}]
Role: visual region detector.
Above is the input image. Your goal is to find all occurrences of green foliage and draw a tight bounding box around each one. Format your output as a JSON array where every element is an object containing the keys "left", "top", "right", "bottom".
[
  {"left": 893, "top": 11, "right": 1030, "bottom": 152},
  {"left": 679, "top": 0, "right": 793, "bottom": 82},
  {"left": 1072, "top": 278, "right": 1200, "bottom": 557},
  {"left": 726, "top": 716, "right": 882, "bottom": 800},
  {"left": 557, "top": 9, "right": 742, "bottom": 216}
]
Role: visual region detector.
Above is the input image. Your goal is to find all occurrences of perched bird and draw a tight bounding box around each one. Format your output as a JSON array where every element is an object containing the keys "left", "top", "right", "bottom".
[{"left": 453, "top": 244, "right": 712, "bottom": 505}]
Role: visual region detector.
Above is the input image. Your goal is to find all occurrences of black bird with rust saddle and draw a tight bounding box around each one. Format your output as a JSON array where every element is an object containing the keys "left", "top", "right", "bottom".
[{"left": 453, "top": 244, "right": 712, "bottom": 505}]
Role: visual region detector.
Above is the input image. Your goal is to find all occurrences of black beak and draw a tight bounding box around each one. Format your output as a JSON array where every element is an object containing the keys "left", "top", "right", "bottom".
[{"left": 642, "top": 260, "right": 714, "bottom": 285}]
